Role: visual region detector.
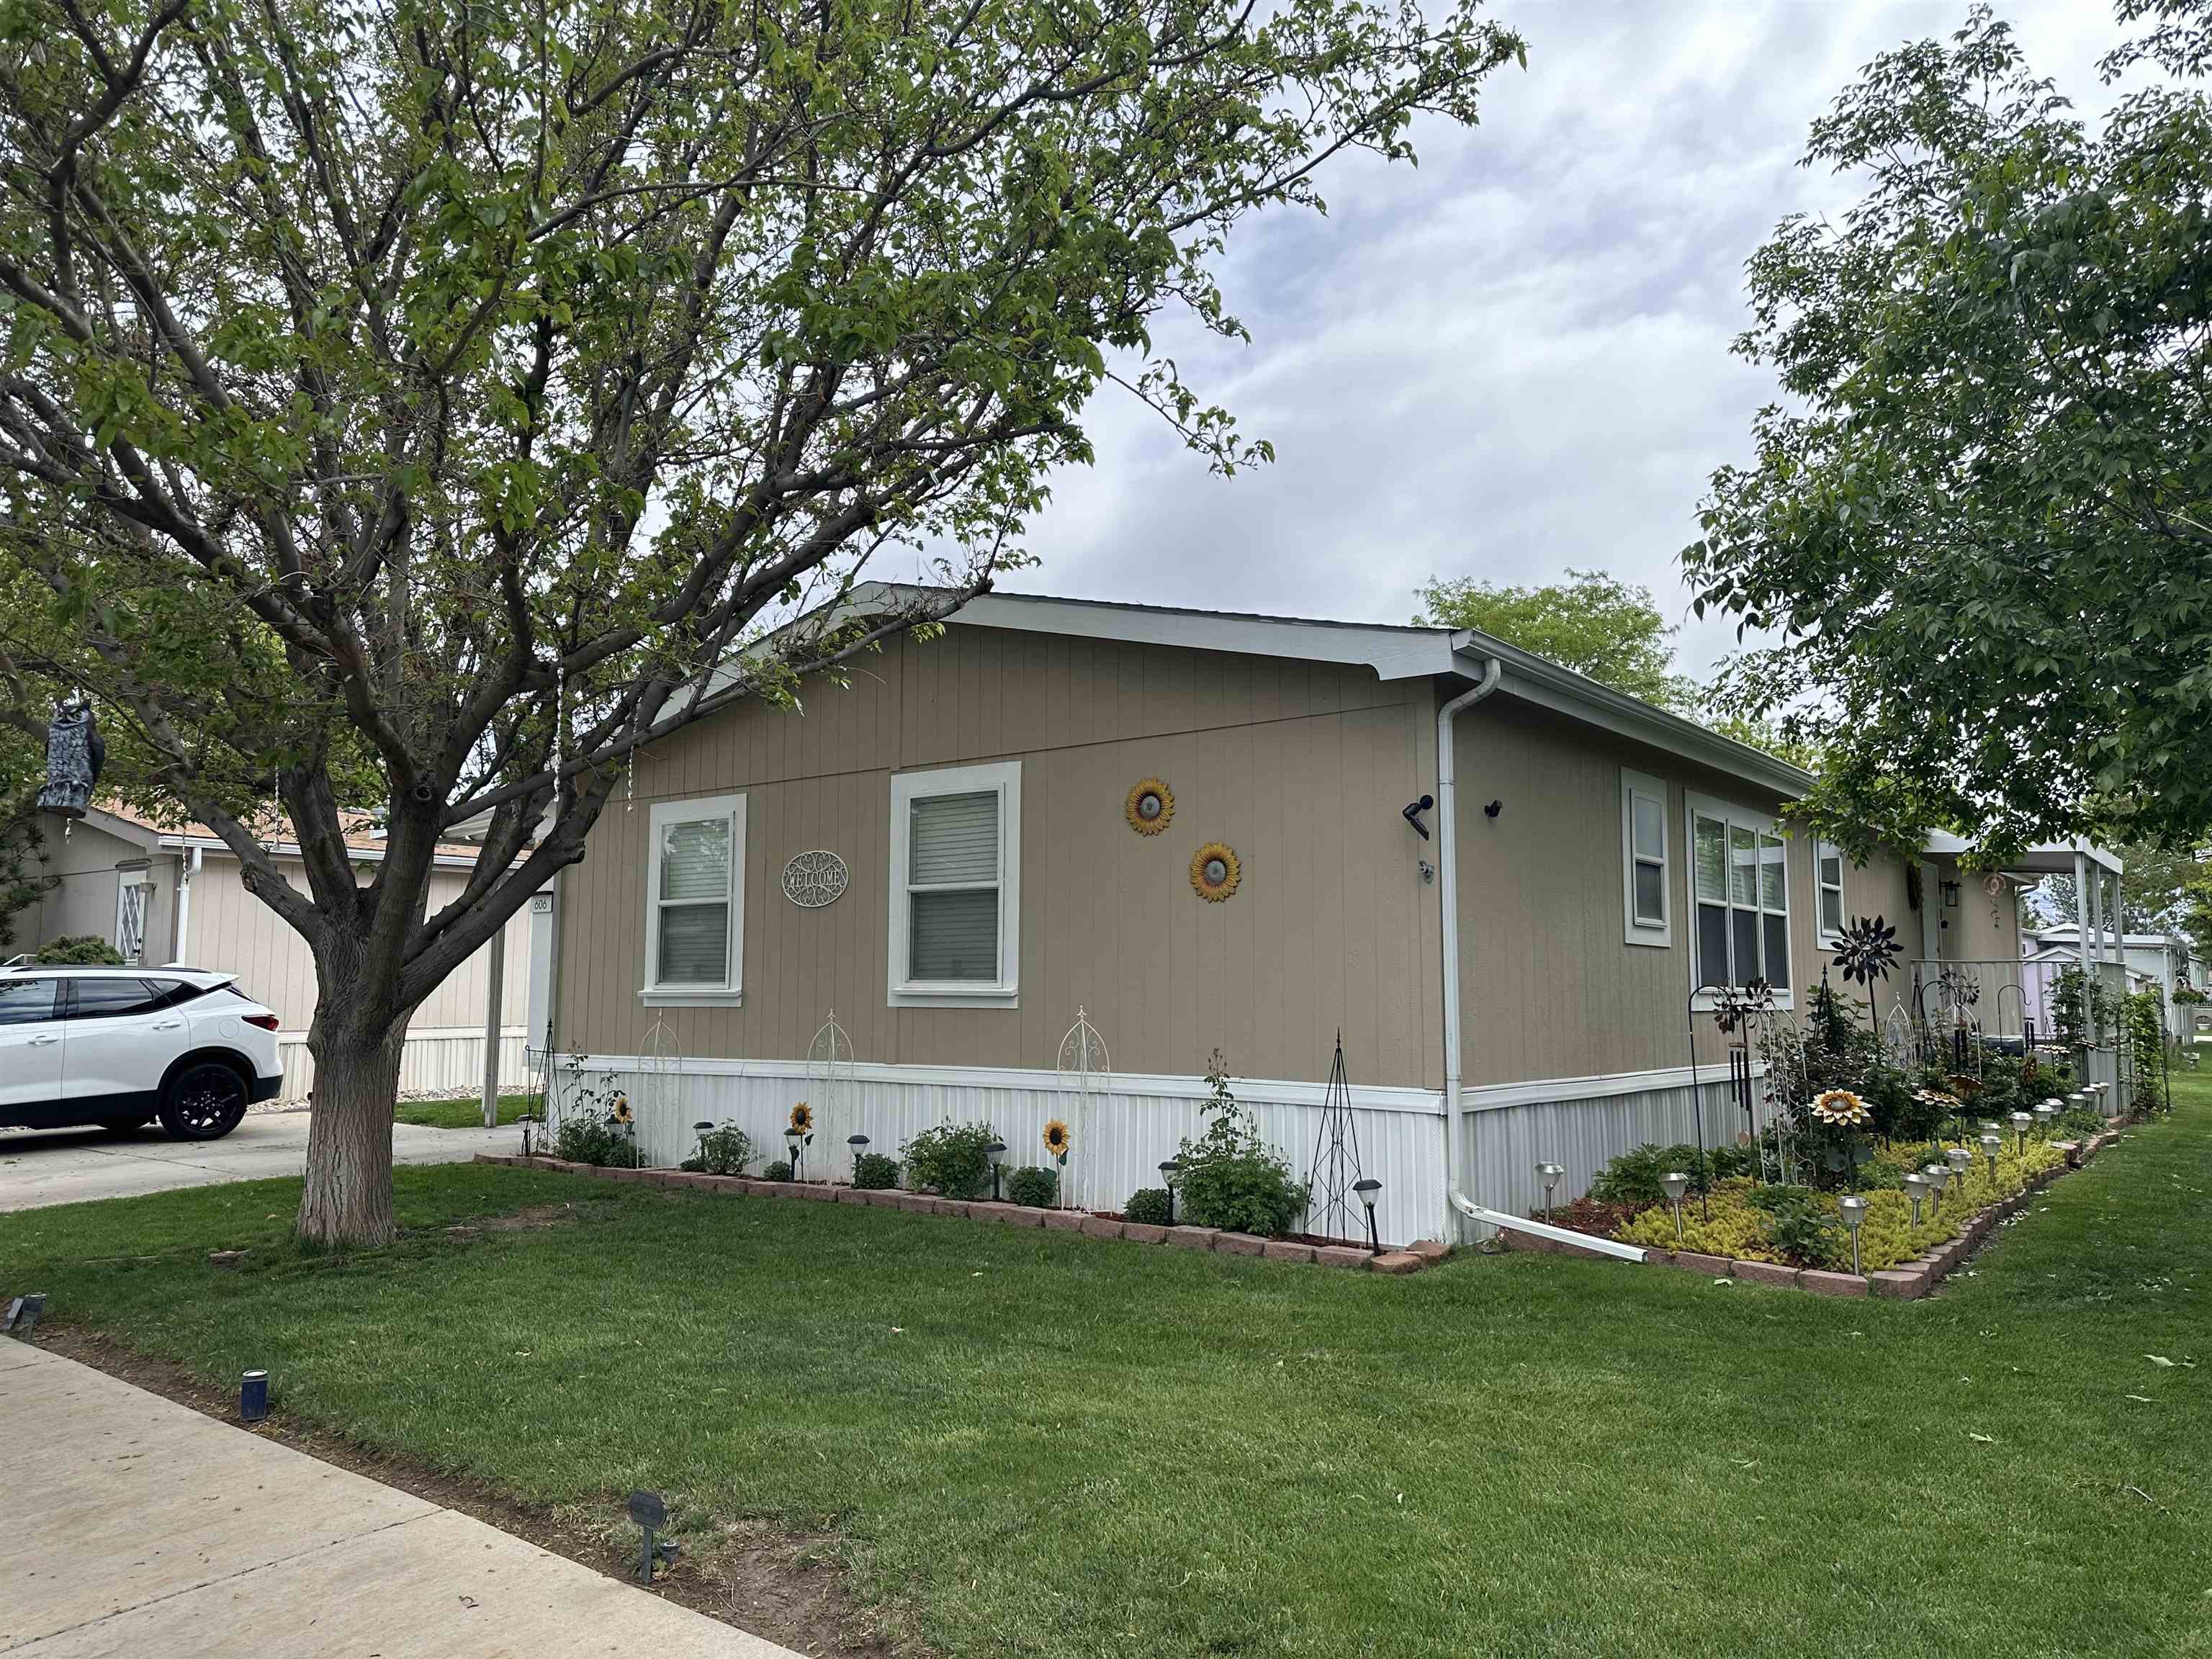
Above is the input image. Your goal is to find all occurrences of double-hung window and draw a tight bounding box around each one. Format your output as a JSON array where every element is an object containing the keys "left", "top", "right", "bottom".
[
  {"left": 1688, "top": 793, "right": 1789, "bottom": 998},
  {"left": 642, "top": 792, "right": 745, "bottom": 1006},
  {"left": 1620, "top": 768, "right": 1671, "bottom": 946},
  {"left": 1815, "top": 838, "right": 1847, "bottom": 945},
  {"left": 889, "top": 760, "right": 1020, "bottom": 1007}
]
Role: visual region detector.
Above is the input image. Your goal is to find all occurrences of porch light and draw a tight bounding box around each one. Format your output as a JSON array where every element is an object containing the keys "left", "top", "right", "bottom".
[
  {"left": 1534, "top": 1161, "right": 1564, "bottom": 1220},
  {"left": 1979, "top": 1131, "right": 2002, "bottom": 1185},
  {"left": 1354, "top": 1178, "right": 1382, "bottom": 1254},
  {"left": 1837, "top": 1195, "right": 1868, "bottom": 1275},
  {"left": 2009, "top": 1110, "right": 2032, "bottom": 1154},
  {"left": 1904, "top": 1172, "right": 1928, "bottom": 1228},
  {"left": 1661, "top": 1170, "right": 1690, "bottom": 1242},
  {"left": 1159, "top": 1159, "right": 1182, "bottom": 1226},
  {"left": 987, "top": 1139, "right": 1007, "bottom": 1201}
]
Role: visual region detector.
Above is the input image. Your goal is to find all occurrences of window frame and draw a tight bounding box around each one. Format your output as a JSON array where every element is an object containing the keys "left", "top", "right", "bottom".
[
  {"left": 1685, "top": 791, "right": 1794, "bottom": 1009},
  {"left": 0, "top": 976, "right": 60, "bottom": 1027},
  {"left": 641, "top": 791, "right": 747, "bottom": 1007},
  {"left": 1815, "top": 836, "right": 1848, "bottom": 947},
  {"left": 888, "top": 759, "right": 1021, "bottom": 1009},
  {"left": 1619, "top": 768, "right": 1672, "bottom": 948}
]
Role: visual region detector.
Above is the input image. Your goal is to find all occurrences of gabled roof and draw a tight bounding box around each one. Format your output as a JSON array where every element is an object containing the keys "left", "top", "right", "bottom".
[{"left": 768, "top": 584, "right": 1818, "bottom": 799}]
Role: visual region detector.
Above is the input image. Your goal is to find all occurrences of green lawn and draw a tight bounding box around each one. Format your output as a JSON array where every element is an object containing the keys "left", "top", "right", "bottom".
[
  {"left": 392, "top": 1092, "right": 535, "bottom": 1128},
  {"left": 4, "top": 1084, "right": 2208, "bottom": 1658}
]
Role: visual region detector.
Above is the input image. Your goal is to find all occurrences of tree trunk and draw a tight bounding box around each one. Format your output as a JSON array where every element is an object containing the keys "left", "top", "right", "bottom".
[{"left": 297, "top": 1015, "right": 408, "bottom": 1249}]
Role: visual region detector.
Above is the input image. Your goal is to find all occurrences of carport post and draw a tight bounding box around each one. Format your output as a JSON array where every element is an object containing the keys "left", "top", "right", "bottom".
[{"left": 482, "top": 922, "right": 505, "bottom": 1128}]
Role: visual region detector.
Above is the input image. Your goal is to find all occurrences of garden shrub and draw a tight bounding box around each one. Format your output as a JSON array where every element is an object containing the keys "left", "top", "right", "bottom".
[
  {"left": 1004, "top": 1165, "right": 1058, "bottom": 1208},
  {"left": 1758, "top": 1189, "right": 1842, "bottom": 1269},
  {"left": 2054, "top": 1106, "right": 2106, "bottom": 1138},
  {"left": 1173, "top": 1056, "right": 1309, "bottom": 1237},
  {"left": 554, "top": 1117, "right": 640, "bottom": 1167},
  {"left": 695, "top": 1125, "right": 754, "bottom": 1176},
  {"left": 763, "top": 1159, "right": 794, "bottom": 1182},
  {"left": 1123, "top": 1187, "right": 1172, "bottom": 1226},
  {"left": 853, "top": 1151, "right": 902, "bottom": 1190},
  {"left": 902, "top": 1121, "right": 998, "bottom": 1198},
  {"left": 1588, "top": 1141, "right": 1755, "bottom": 1206},
  {"left": 34, "top": 934, "right": 124, "bottom": 965}
]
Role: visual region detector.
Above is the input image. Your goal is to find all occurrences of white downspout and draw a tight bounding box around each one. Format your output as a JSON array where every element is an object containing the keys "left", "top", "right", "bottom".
[
  {"left": 174, "top": 845, "right": 202, "bottom": 964},
  {"left": 1434, "top": 658, "right": 1647, "bottom": 1262}
]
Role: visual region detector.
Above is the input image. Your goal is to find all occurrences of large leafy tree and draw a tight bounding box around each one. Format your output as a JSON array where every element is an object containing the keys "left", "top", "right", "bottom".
[
  {"left": 1415, "top": 567, "right": 1699, "bottom": 711},
  {"left": 0, "top": 0, "right": 1524, "bottom": 1246},
  {"left": 1683, "top": 1, "right": 2212, "bottom": 863}
]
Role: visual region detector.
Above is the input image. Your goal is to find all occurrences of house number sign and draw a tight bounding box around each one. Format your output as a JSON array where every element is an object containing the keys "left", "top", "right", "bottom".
[{"left": 782, "top": 850, "right": 849, "bottom": 909}]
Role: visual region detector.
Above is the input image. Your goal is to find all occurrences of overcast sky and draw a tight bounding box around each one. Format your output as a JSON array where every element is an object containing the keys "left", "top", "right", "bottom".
[{"left": 983, "top": 0, "right": 2126, "bottom": 681}]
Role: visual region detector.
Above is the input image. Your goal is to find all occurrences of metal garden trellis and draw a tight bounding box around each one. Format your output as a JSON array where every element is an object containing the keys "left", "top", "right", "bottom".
[
  {"left": 1055, "top": 1007, "right": 1110, "bottom": 1210},
  {"left": 808, "top": 1010, "right": 856, "bottom": 1179},
  {"left": 1304, "top": 1033, "right": 1365, "bottom": 1246},
  {"left": 636, "top": 1015, "right": 683, "bottom": 1165}
]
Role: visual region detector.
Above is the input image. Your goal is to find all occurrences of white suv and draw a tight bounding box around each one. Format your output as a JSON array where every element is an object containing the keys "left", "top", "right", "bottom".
[{"left": 0, "top": 966, "right": 284, "bottom": 1140}]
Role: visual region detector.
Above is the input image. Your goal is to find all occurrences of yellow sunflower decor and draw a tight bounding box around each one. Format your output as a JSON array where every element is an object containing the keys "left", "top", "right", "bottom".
[
  {"left": 789, "top": 1101, "right": 814, "bottom": 1135},
  {"left": 1043, "top": 1118, "right": 1071, "bottom": 1165},
  {"left": 1125, "top": 778, "right": 1174, "bottom": 835},
  {"left": 1809, "top": 1089, "right": 1871, "bottom": 1128},
  {"left": 1190, "top": 841, "right": 1241, "bottom": 902},
  {"left": 611, "top": 1094, "right": 633, "bottom": 1127}
]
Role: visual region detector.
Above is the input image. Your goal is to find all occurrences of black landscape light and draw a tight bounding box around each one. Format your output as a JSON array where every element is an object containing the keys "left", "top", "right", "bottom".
[
  {"left": 1159, "top": 1159, "right": 1182, "bottom": 1226},
  {"left": 987, "top": 1139, "right": 1007, "bottom": 1201},
  {"left": 1354, "top": 1178, "right": 1382, "bottom": 1254},
  {"left": 240, "top": 1369, "right": 269, "bottom": 1422},
  {"left": 849, "top": 1133, "right": 870, "bottom": 1182}
]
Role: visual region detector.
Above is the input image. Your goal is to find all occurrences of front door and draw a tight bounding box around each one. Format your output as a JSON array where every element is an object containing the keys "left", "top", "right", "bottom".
[
  {"left": 0, "top": 977, "right": 64, "bottom": 1112},
  {"left": 59, "top": 977, "right": 191, "bottom": 1103}
]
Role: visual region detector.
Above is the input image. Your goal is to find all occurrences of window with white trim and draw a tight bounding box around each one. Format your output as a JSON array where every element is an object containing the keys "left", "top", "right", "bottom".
[
  {"left": 889, "top": 760, "right": 1020, "bottom": 1006},
  {"left": 1689, "top": 794, "right": 1789, "bottom": 995},
  {"left": 1620, "top": 768, "right": 1671, "bottom": 947},
  {"left": 642, "top": 793, "right": 745, "bottom": 1005},
  {"left": 1815, "top": 837, "right": 1846, "bottom": 944}
]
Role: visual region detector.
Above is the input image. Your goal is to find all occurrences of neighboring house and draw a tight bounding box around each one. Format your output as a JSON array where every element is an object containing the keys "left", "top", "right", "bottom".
[
  {"left": 14, "top": 804, "right": 544, "bottom": 1105},
  {"left": 2021, "top": 923, "right": 2203, "bottom": 1042},
  {"left": 542, "top": 586, "right": 2002, "bottom": 1247}
]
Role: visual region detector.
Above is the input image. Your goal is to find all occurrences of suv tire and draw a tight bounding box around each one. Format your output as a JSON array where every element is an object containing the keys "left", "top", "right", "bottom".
[{"left": 159, "top": 1061, "right": 250, "bottom": 1141}]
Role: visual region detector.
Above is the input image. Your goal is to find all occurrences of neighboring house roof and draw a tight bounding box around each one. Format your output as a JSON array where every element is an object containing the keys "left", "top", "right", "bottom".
[
  {"left": 730, "top": 583, "right": 1817, "bottom": 799},
  {"left": 58, "top": 801, "right": 488, "bottom": 870}
]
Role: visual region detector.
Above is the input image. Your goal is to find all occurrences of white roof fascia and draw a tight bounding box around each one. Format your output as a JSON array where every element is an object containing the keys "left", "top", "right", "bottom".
[
  {"left": 1923, "top": 832, "right": 2122, "bottom": 876},
  {"left": 154, "top": 832, "right": 480, "bottom": 871}
]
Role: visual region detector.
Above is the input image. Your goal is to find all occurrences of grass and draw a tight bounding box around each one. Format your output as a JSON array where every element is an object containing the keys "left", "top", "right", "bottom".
[
  {"left": 392, "top": 1092, "right": 534, "bottom": 1128},
  {"left": 5, "top": 1085, "right": 2208, "bottom": 1658}
]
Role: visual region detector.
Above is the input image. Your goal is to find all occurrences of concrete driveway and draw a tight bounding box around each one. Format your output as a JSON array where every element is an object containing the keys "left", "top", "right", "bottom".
[
  {"left": 0, "top": 1340, "right": 796, "bottom": 1658},
  {"left": 0, "top": 1113, "right": 517, "bottom": 1213}
]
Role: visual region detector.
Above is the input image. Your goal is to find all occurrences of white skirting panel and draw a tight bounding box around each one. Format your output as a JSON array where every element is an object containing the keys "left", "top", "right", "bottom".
[
  {"left": 276, "top": 1027, "right": 531, "bottom": 1106},
  {"left": 551, "top": 1053, "right": 1450, "bottom": 1250},
  {"left": 1458, "top": 1074, "right": 1749, "bottom": 1231}
]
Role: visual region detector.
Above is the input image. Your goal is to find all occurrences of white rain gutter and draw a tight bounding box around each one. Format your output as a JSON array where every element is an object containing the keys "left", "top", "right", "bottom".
[{"left": 1435, "top": 655, "right": 1648, "bottom": 1264}]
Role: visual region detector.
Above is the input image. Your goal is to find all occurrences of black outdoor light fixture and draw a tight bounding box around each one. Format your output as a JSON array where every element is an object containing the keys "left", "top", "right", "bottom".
[
  {"left": 1353, "top": 1178, "right": 1382, "bottom": 1254},
  {"left": 783, "top": 1123, "right": 804, "bottom": 1179},
  {"left": 1159, "top": 1159, "right": 1182, "bottom": 1226},
  {"left": 986, "top": 1139, "right": 1007, "bottom": 1201},
  {"left": 240, "top": 1369, "right": 269, "bottom": 1422},
  {"left": 627, "top": 1490, "right": 675, "bottom": 1583},
  {"left": 694, "top": 1120, "right": 714, "bottom": 1161},
  {"left": 518, "top": 1111, "right": 539, "bottom": 1159},
  {"left": 1483, "top": 799, "right": 1503, "bottom": 819},
  {"left": 1942, "top": 879, "right": 1961, "bottom": 909},
  {"left": 1401, "top": 794, "right": 1434, "bottom": 840},
  {"left": 848, "top": 1133, "right": 870, "bottom": 1180}
]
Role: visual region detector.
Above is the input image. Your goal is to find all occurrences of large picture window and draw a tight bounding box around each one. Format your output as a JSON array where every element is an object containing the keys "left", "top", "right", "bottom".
[
  {"left": 1689, "top": 793, "right": 1789, "bottom": 998},
  {"left": 642, "top": 793, "right": 745, "bottom": 1006},
  {"left": 1620, "top": 768, "right": 1671, "bottom": 947},
  {"left": 889, "top": 760, "right": 1020, "bottom": 1007}
]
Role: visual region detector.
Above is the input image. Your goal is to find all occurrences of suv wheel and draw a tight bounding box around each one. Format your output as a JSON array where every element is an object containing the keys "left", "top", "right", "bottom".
[{"left": 160, "top": 1061, "right": 249, "bottom": 1141}]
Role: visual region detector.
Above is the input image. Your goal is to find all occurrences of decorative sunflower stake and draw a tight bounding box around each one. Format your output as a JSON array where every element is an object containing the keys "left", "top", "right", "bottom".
[
  {"left": 786, "top": 1101, "right": 814, "bottom": 1181},
  {"left": 1043, "top": 1119, "right": 1071, "bottom": 1205},
  {"left": 1831, "top": 913, "right": 1901, "bottom": 1032}
]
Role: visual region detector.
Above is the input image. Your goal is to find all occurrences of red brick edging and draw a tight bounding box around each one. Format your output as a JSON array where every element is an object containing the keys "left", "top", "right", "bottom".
[
  {"left": 1497, "top": 1127, "right": 2126, "bottom": 1300},
  {"left": 473, "top": 1154, "right": 1449, "bottom": 1276}
]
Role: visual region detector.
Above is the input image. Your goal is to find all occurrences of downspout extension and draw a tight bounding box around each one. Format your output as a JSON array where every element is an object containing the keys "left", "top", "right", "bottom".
[{"left": 1434, "top": 655, "right": 1647, "bottom": 1264}]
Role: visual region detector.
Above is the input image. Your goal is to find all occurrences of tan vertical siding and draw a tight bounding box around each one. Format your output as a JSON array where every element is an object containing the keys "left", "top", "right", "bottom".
[{"left": 557, "top": 626, "right": 1443, "bottom": 1087}]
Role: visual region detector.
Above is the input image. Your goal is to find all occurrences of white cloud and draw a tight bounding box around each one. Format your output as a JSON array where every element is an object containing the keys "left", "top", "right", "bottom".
[{"left": 1003, "top": 0, "right": 2128, "bottom": 678}]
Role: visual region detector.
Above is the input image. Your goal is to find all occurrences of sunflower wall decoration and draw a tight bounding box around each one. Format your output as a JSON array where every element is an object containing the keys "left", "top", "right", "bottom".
[
  {"left": 1125, "top": 778, "right": 1174, "bottom": 835},
  {"left": 1190, "top": 841, "right": 1241, "bottom": 902}
]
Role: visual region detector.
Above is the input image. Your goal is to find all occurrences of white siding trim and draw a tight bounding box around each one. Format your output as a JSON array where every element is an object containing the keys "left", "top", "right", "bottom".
[
  {"left": 887, "top": 759, "right": 1020, "bottom": 1008},
  {"left": 1619, "top": 767, "right": 1672, "bottom": 948},
  {"left": 642, "top": 792, "right": 746, "bottom": 1005}
]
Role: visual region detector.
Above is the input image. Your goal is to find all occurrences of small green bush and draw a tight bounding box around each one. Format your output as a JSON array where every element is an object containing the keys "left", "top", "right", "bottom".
[
  {"left": 1761, "top": 1191, "right": 1843, "bottom": 1269},
  {"left": 35, "top": 934, "right": 125, "bottom": 965},
  {"left": 2054, "top": 1106, "right": 2106, "bottom": 1138},
  {"left": 1588, "top": 1141, "right": 1757, "bottom": 1205},
  {"left": 763, "top": 1158, "right": 794, "bottom": 1182},
  {"left": 1004, "top": 1165, "right": 1058, "bottom": 1208},
  {"left": 853, "top": 1151, "right": 902, "bottom": 1190},
  {"left": 902, "top": 1120, "right": 998, "bottom": 1199},
  {"left": 693, "top": 1125, "right": 754, "bottom": 1176},
  {"left": 553, "top": 1117, "right": 640, "bottom": 1167},
  {"left": 1173, "top": 1059, "right": 1308, "bottom": 1237},
  {"left": 1123, "top": 1187, "right": 1172, "bottom": 1226}
]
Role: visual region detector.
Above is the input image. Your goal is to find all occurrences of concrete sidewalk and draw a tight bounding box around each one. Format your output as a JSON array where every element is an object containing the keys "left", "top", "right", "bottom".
[
  {"left": 0, "top": 1115, "right": 515, "bottom": 1213},
  {"left": 0, "top": 1341, "right": 798, "bottom": 1658}
]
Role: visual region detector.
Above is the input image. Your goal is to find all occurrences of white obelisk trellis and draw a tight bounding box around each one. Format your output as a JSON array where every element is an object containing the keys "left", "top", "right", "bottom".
[
  {"left": 1056, "top": 1007, "right": 1110, "bottom": 1210},
  {"left": 637, "top": 1015, "right": 683, "bottom": 1166},
  {"left": 808, "top": 1010, "right": 857, "bottom": 1178}
]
